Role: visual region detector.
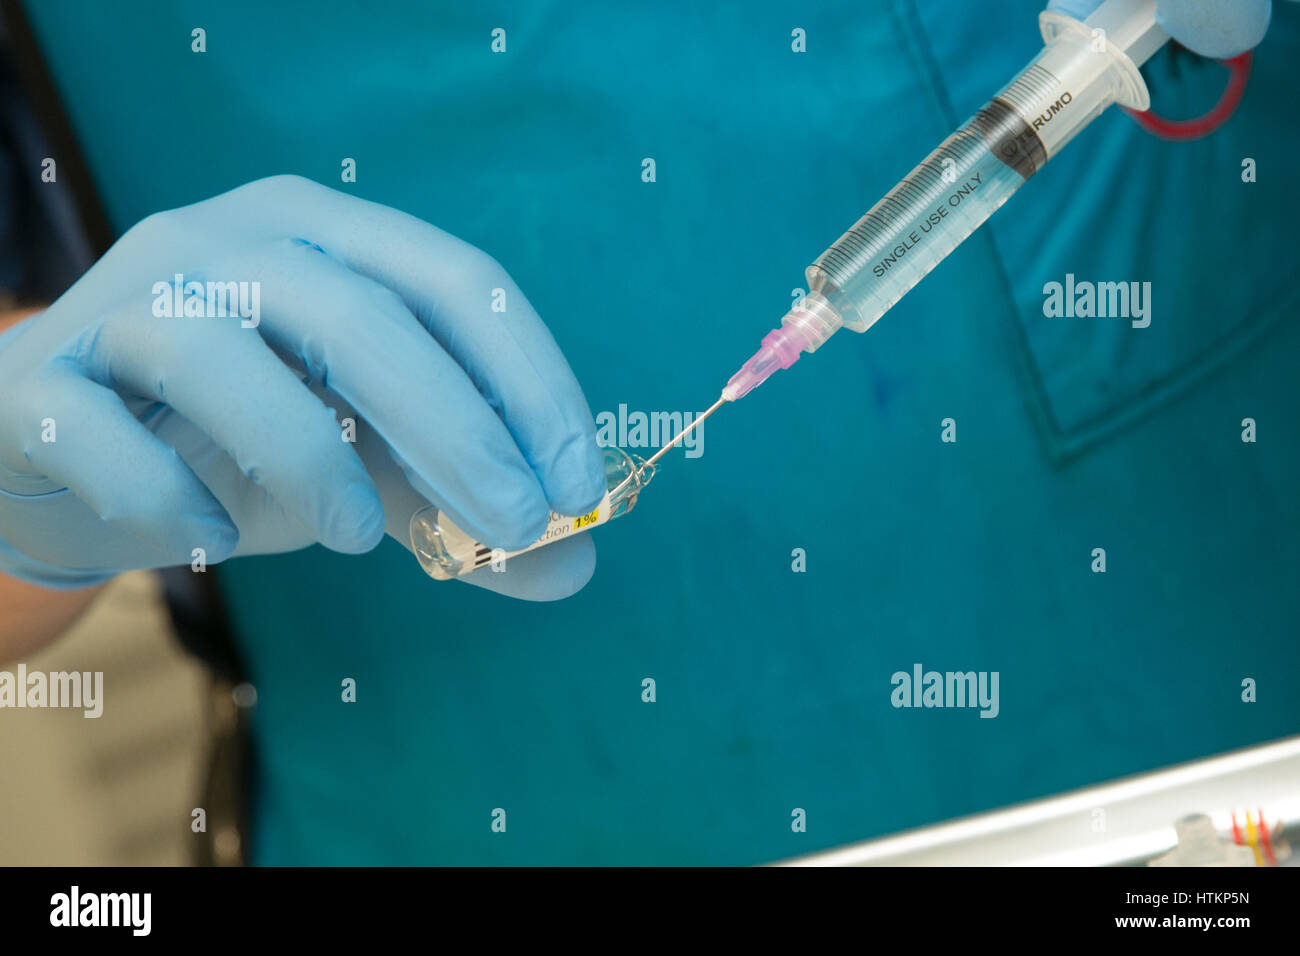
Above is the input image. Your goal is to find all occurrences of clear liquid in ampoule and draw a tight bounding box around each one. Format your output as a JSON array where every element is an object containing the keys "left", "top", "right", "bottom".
[{"left": 409, "top": 446, "right": 653, "bottom": 580}]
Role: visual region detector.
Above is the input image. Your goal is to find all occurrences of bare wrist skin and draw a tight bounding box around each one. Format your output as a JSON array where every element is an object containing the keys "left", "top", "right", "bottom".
[
  {"left": 0, "top": 303, "right": 42, "bottom": 331},
  {"left": 0, "top": 574, "right": 105, "bottom": 664}
]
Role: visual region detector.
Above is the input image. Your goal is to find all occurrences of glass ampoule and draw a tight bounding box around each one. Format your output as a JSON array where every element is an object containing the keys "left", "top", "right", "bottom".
[{"left": 409, "top": 446, "right": 653, "bottom": 580}]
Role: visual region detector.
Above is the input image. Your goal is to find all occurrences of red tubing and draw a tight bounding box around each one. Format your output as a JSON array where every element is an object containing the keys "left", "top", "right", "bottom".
[{"left": 1123, "top": 51, "right": 1253, "bottom": 141}]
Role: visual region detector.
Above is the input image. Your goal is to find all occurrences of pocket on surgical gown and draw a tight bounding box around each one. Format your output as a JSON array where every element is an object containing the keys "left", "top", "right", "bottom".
[{"left": 984, "top": 42, "right": 1300, "bottom": 461}]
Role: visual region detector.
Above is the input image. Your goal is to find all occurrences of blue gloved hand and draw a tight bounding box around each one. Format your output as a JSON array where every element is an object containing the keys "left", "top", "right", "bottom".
[
  {"left": 0, "top": 175, "right": 606, "bottom": 601},
  {"left": 1048, "top": 0, "right": 1271, "bottom": 58}
]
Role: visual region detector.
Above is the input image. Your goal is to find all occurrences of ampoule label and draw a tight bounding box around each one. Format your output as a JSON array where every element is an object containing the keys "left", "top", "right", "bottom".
[{"left": 465, "top": 492, "right": 612, "bottom": 573}]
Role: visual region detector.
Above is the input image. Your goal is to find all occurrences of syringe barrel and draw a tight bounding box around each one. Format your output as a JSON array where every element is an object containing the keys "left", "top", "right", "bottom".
[
  {"left": 800, "top": 0, "right": 1163, "bottom": 337},
  {"left": 807, "top": 100, "right": 1041, "bottom": 334}
]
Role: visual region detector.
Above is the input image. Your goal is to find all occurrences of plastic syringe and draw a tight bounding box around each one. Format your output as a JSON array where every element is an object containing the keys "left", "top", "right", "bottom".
[
  {"left": 407, "top": 0, "right": 1172, "bottom": 581},
  {"left": 721, "top": 0, "right": 1169, "bottom": 403}
]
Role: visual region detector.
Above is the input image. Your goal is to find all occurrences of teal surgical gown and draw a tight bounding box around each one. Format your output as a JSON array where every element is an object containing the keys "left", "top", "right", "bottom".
[{"left": 23, "top": 0, "right": 1300, "bottom": 864}]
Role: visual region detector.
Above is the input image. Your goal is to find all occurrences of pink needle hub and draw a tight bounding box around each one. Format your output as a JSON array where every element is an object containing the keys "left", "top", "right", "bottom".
[{"left": 722, "top": 293, "right": 844, "bottom": 401}]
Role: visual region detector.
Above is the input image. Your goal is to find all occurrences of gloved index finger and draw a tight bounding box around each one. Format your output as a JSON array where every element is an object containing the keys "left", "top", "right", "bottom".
[
  {"left": 225, "top": 177, "right": 608, "bottom": 520},
  {"left": 214, "top": 238, "right": 556, "bottom": 552}
]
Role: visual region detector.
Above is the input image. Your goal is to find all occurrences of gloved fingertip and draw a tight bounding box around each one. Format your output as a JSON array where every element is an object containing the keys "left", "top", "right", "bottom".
[
  {"left": 542, "top": 437, "right": 607, "bottom": 517},
  {"left": 469, "top": 473, "right": 551, "bottom": 551},
  {"left": 541, "top": 544, "right": 598, "bottom": 600},
  {"left": 1155, "top": 0, "right": 1271, "bottom": 59},
  {"left": 496, "top": 511, "right": 550, "bottom": 553},
  {"left": 191, "top": 515, "right": 239, "bottom": 564},
  {"left": 460, "top": 534, "right": 596, "bottom": 601},
  {"left": 323, "top": 481, "right": 387, "bottom": 554}
]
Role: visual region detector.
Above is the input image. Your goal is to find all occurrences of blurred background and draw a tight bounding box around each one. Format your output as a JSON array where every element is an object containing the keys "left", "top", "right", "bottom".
[
  {"left": 0, "top": 573, "right": 239, "bottom": 865},
  {"left": 2, "top": 578, "right": 1295, "bottom": 866}
]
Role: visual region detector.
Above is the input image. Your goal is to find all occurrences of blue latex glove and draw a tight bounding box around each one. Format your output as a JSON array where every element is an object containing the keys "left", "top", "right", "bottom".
[
  {"left": 1048, "top": 0, "right": 1271, "bottom": 58},
  {"left": 0, "top": 176, "right": 606, "bottom": 601}
]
